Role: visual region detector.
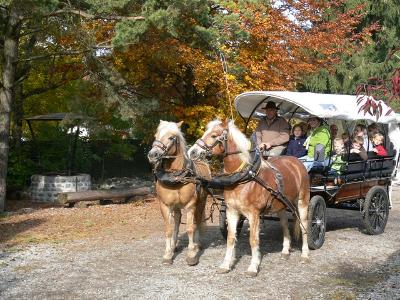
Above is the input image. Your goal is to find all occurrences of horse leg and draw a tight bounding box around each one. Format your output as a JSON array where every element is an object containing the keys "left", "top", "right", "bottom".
[
  {"left": 186, "top": 207, "right": 201, "bottom": 266},
  {"left": 277, "top": 210, "right": 291, "bottom": 259},
  {"left": 245, "top": 211, "right": 261, "bottom": 277},
  {"left": 218, "top": 206, "right": 240, "bottom": 273},
  {"left": 172, "top": 207, "right": 182, "bottom": 251},
  {"left": 186, "top": 191, "right": 207, "bottom": 266},
  {"left": 160, "top": 202, "right": 175, "bottom": 264},
  {"left": 298, "top": 198, "right": 310, "bottom": 262}
]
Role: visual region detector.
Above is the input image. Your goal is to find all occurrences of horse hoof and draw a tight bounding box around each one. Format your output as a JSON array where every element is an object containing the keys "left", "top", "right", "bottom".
[
  {"left": 301, "top": 256, "right": 310, "bottom": 264},
  {"left": 281, "top": 253, "right": 290, "bottom": 260},
  {"left": 186, "top": 256, "right": 199, "bottom": 266},
  {"left": 162, "top": 258, "right": 173, "bottom": 265},
  {"left": 245, "top": 270, "right": 258, "bottom": 278},
  {"left": 217, "top": 267, "right": 230, "bottom": 274}
]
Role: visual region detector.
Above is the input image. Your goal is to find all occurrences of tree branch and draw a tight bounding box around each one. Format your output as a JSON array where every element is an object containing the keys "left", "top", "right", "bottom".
[
  {"left": 48, "top": 9, "right": 145, "bottom": 21},
  {"left": 16, "top": 50, "right": 91, "bottom": 63}
]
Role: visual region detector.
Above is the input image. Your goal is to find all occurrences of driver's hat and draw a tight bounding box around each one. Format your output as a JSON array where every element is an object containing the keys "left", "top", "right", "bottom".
[{"left": 262, "top": 101, "right": 278, "bottom": 110}]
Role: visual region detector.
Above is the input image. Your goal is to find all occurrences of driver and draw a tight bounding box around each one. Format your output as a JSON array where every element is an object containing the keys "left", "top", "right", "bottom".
[{"left": 255, "top": 101, "right": 290, "bottom": 157}]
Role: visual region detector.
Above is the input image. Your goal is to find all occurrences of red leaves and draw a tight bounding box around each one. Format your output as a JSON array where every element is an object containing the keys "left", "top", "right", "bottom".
[
  {"left": 356, "top": 51, "right": 400, "bottom": 121},
  {"left": 356, "top": 95, "right": 392, "bottom": 121},
  {"left": 391, "top": 70, "right": 400, "bottom": 98}
]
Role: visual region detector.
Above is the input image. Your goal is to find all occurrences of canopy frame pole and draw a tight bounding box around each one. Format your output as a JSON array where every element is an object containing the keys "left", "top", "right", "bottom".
[{"left": 242, "top": 96, "right": 271, "bottom": 135}]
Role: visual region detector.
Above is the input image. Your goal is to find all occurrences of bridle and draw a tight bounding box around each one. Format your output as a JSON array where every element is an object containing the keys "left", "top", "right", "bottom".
[
  {"left": 195, "top": 128, "right": 229, "bottom": 158},
  {"left": 195, "top": 127, "right": 245, "bottom": 158},
  {"left": 150, "top": 135, "right": 179, "bottom": 162}
]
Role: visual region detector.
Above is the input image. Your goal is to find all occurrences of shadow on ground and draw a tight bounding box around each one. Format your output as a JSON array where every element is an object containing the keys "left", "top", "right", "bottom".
[{"left": 0, "top": 218, "right": 46, "bottom": 247}]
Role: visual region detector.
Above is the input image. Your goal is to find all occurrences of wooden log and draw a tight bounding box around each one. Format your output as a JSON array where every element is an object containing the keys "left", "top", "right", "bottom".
[{"left": 57, "top": 187, "right": 152, "bottom": 205}]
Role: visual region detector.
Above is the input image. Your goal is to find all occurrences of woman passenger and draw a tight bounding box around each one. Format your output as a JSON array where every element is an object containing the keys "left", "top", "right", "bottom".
[{"left": 299, "top": 116, "right": 331, "bottom": 172}]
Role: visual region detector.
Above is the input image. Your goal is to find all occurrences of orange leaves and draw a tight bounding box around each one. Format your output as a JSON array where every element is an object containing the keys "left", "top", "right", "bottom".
[{"left": 227, "top": 1, "right": 371, "bottom": 92}]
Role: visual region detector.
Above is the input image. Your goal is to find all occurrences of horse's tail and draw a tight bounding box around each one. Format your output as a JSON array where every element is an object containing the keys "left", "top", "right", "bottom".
[
  {"left": 293, "top": 214, "right": 302, "bottom": 243},
  {"left": 196, "top": 187, "right": 208, "bottom": 234}
]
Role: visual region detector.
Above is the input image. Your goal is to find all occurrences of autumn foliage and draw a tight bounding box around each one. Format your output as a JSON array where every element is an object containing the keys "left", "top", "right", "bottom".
[{"left": 106, "top": 1, "right": 374, "bottom": 140}]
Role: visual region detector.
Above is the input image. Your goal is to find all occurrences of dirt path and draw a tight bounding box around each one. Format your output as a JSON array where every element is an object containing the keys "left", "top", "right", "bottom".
[{"left": 1, "top": 189, "right": 400, "bottom": 299}]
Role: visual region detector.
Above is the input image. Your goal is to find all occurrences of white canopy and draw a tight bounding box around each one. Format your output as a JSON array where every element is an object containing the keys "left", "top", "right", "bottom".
[{"left": 235, "top": 91, "right": 397, "bottom": 123}]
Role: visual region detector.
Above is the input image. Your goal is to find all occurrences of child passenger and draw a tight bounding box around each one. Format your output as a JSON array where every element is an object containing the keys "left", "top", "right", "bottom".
[
  {"left": 371, "top": 132, "right": 388, "bottom": 156},
  {"left": 286, "top": 124, "right": 307, "bottom": 158},
  {"left": 350, "top": 136, "right": 368, "bottom": 160},
  {"left": 329, "top": 138, "right": 346, "bottom": 175},
  {"left": 353, "top": 124, "right": 369, "bottom": 150},
  {"left": 342, "top": 133, "right": 351, "bottom": 149}
]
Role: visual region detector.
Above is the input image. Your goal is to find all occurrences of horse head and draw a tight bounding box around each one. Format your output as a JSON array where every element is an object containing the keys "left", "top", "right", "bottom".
[
  {"left": 188, "top": 119, "right": 251, "bottom": 166},
  {"left": 147, "top": 120, "right": 185, "bottom": 166},
  {"left": 188, "top": 120, "right": 228, "bottom": 160}
]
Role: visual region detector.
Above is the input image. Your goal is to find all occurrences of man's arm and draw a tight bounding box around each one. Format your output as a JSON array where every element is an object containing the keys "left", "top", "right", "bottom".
[{"left": 255, "top": 120, "right": 264, "bottom": 145}]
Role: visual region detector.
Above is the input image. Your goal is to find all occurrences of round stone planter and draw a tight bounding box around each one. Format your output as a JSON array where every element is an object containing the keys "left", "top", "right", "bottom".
[{"left": 29, "top": 174, "right": 91, "bottom": 203}]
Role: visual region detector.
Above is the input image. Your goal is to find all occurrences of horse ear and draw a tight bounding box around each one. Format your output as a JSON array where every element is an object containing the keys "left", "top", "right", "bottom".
[
  {"left": 177, "top": 121, "right": 183, "bottom": 128},
  {"left": 221, "top": 119, "right": 229, "bottom": 127}
]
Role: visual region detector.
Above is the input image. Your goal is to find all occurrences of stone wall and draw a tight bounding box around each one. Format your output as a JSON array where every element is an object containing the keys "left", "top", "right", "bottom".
[{"left": 30, "top": 174, "right": 91, "bottom": 202}]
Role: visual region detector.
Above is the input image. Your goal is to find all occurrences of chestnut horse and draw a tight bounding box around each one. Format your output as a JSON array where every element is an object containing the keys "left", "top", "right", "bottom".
[
  {"left": 147, "top": 120, "right": 208, "bottom": 265},
  {"left": 188, "top": 120, "right": 310, "bottom": 276}
]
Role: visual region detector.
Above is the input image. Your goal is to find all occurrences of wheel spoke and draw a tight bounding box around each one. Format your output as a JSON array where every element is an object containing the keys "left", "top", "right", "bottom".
[
  {"left": 311, "top": 224, "right": 320, "bottom": 239},
  {"left": 314, "top": 203, "right": 320, "bottom": 217},
  {"left": 376, "top": 214, "right": 382, "bottom": 229},
  {"left": 370, "top": 213, "right": 377, "bottom": 229},
  {"left": 373, "top": 213, "right": 379, "bottom": 229},
  {"left": 377, "top": 215, "right": 385, "bottom": 228}
]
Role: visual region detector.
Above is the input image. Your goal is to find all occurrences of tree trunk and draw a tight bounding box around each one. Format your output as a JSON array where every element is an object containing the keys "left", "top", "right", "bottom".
[
  {"left": 12, "top": 34, "right": 37, "bottom": 148},
  {"left": 11, "top": 83, "right": 23, "bottom": 148},
  {"left": 57, "top": 187, "right": 151, "bottom": 205},
  {"left": 0, "top": 9, "right": 20, "bottom": 212}
]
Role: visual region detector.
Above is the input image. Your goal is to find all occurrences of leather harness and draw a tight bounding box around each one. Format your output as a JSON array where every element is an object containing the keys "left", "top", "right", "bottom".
[{"left": 194, "top": 128, "right": 303, "bottom": 222}]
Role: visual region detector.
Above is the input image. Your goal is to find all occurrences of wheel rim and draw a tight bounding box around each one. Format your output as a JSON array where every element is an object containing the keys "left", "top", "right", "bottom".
[
  {"left": 310, "top": 201, "right": 325, "bottom": 244},
  {"left": 368, "top": 191, "right": 388, "bottom": 231}
]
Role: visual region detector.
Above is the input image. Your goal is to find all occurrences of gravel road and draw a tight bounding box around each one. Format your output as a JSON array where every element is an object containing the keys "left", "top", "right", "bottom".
[{"left": 1, "top": 188, "right": 400, "bottom": 299}]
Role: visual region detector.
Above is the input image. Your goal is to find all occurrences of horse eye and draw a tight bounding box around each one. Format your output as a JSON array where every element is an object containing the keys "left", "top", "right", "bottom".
[
  {"left": 168, "top": 136, "right": 174, "bottom": 140},
  {"left": 211, "top": 134, "right": 217, "bottom": 139}
]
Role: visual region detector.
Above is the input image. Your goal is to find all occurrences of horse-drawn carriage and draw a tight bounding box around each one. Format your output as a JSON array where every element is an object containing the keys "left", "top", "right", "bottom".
[
  {"left": 148, "top": 91, "right": 399, "bottom": 276},
  {"left": 218, "top": 91, "right": 400, "bottom": 249}
]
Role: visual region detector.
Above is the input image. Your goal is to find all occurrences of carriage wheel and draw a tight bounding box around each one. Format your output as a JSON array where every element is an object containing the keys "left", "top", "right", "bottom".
[
  {"left": 362, "top": 186, "right": 389, "bottom": 235},
  {"left": 307, "top": 195, "right": 327, "bottom": 250},
  {"left": 219, "top": 202, "right": 244, "bottom": 240}
]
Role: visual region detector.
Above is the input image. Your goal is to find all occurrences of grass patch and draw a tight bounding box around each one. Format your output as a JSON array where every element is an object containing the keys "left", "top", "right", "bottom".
[
  {"left": 0, "top": 212, "right": 9, "bottom": 218},
  {"left": 24, "top": 235, "right": 41, "bottom": 244}
]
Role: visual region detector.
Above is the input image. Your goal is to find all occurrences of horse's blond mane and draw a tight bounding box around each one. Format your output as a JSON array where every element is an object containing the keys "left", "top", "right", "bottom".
[
  {"left": 228, "top": 121, "right": 251, "bottom": 164},
  {"left": 205, "top": 119, "right": 223, "bottom": 133},
  {"left": 156, "top": 120, "right": 187, "bottom": 159}
]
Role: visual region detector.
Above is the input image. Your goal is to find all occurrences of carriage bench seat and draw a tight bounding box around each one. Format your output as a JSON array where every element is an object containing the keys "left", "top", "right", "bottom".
[
  {"left": 320, "top": 149, "right": 397, "bottom": 184},
  {"left": 335, "top": 153, "right": 396, "bottom": 182}
]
